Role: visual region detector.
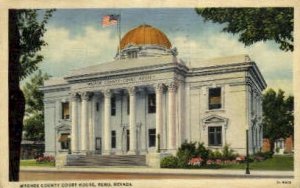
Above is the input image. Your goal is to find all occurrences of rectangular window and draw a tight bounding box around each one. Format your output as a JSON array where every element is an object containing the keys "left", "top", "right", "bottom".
[
  {"left": 126, "top": 130, "right": 130, "bottom": 151},
  {"left": 148, "top": 129, "right": 156, "bottom": 147},
  {"left": 148, "top": 94, "right": 156, "bottom": 113},
  {"left": 208, "top": 87, "right": 222, "bottom": 110},
  {"left": 111, "top": 97, "right": 116, "bottom": 116},
  {"left": 208, "top": 127, "right": 222, "bottom": 146},
  {"left": 111, "top": 131, "right": 116, "bottom": 148},
  {"left": 62, "top": 102, "right": 70, "bottom": 119},
  {"left": 59, "top": 133, "right": 70, "bottom": 150},
  {"left": 95, "top": 137, "right": 101, "bottom": 151}
]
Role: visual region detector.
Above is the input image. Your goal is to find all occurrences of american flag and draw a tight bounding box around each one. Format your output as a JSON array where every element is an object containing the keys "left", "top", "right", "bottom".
[{"left": 102, "top": 14, "right": 119, "bottom": 27}]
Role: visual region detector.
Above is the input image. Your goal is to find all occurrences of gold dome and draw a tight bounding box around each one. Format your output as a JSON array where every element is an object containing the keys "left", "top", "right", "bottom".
[{"left": 119, "top": 24, "right": 172, "bottom": 50}]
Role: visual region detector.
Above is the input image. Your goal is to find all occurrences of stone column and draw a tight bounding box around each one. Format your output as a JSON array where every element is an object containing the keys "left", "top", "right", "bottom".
[
  {"left": 55, "top": 100, "right": 61, "bottom": 154},
  {"left": 155, "top": 83, "right": 164, "bottom": 152},
  {"left": 103, "top": 89, "right": 111, "bottom": 155},
  {"left": 167, "top": 82, "right": 177, "bottom": 152},
  {"left": 71, "top": 93, "right": 79, "bottom": 153},
  {"left": 88, "top": 93, "right": 95, "bottom": 152},
  {"left": 177, "top": 81, "right": 184, "bottom": 148},
  {"left": 128, "top": 86, "right": 137, "bottom": 154},
  {"left": 80, "top": 92, "right": 90, "bottom": 153}
]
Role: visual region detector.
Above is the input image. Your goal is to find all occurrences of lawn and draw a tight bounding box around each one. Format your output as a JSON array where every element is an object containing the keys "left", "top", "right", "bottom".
[
  {"left": 221, "top": 155, "right": 293, "bottom": 171},
  {"left": 20, "top": 159, "right": 55, "bottom": 167}
]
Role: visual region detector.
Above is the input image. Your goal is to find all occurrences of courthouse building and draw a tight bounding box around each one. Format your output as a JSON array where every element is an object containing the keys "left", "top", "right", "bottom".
[{"left": 42, "top": 24, "right": 267, "bottom": 165}]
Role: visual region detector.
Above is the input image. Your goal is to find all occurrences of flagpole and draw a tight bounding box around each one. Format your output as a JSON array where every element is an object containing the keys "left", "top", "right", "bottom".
[{"left": 118, "top": 12, "right": 121, "bottom": 60}]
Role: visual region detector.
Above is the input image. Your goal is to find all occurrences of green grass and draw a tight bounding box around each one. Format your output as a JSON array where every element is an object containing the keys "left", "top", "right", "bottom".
[
  {"left": 20, "top": 159, "right": 55, "bottom": 167},
  {"left": 221, "top": 155, "right": 294, "bottom": 171}
]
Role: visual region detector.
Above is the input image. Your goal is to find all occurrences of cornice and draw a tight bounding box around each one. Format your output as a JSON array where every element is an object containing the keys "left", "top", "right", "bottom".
[
  {"left": 187, "top": 62, "right": 250, "bottom": 76},
  {"left": 40, "top": 84, "right": 70, "bottom": 93},
  {"left": 248, "top": 62, "right": 267, "bottom": 90},
  {"left": 64, "top": 62, "right": 189, "bottom": 83}
]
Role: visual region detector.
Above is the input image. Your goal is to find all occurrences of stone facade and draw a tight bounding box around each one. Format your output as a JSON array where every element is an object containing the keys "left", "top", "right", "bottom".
[
  {"left": 41, "top": 25, "right": 267, "bottom": 162},
  {"left": 42, "top": 55, "right": 266, "bottom": 157}
]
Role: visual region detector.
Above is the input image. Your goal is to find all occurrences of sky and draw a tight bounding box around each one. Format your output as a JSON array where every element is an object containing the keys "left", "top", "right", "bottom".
[{"left": 35, "top": 8, "right": 293, "bottom": 95}]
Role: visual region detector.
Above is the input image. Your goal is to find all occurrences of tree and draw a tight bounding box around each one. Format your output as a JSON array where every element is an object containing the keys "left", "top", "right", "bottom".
[
  {"left": 22, "top": 70, "right": 50, "bottom": 141},
  {"left": 9, "top": 9, "right": 54, "bottom": 181},
  {"left": 262, "top": 89, "right": 294, "bottom": 153},
  {"left": 195, "top": 8, "right": 293, "bottom": 51}
]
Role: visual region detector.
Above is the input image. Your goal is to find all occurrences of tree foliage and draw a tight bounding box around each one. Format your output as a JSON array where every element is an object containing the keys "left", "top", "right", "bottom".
[
  {"left": 23, "top": 70, "right": 50, "bottom": 116},
  {"left": 262, "top": 89, "right": 294, "bottom": 151},
  {"left": 24, "top": 114, "right": 45, "bottom": 141},
  {"left": 9, "top": 9, "right": 54, "bottom": 181},
  {"left": 16, "top": 9, "right": 54, "bottom": 80},
  {"left": 23, "top": 70, "right": 50, "bottom": 141},
  {"left": 195, "top": 8, "right": 293, "bottom": 51}
]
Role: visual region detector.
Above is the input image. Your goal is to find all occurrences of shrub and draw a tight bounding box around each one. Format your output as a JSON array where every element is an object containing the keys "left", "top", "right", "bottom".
[
  {"left": 177, "top": 141, "right": 197, "bottom": 157},
  {"left": 195, "top": 143, "right": 210, "bottom": 162},
  {"left": 208, "top": 149, "right": 222, "bottom": 160},
  {"left": 161, "top": 156, "right": 178, "bottom": 168},
  {"left": 36, "top": 155, "right": 55, "bottom": 163},
  {"left": 176, "top": 141, "right": 198, "bottom": 168},
  {"left": 177, "top": 149, "right": 190, "bottom": 168},
  {"left": 222, "top": 145, "right": 237, "bottom": 160},
  {"left": 235, "top": 155, "right": 246, "bottom": 163},
  {"left": 188, "top": 157, "right": 204, "bottom": 167},
  {"left": 254, "top": 151, "right": 273, "bottom": 159}
]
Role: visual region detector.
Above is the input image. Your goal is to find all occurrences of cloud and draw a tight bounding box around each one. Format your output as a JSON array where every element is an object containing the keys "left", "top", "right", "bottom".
[
  {"left": 40, "top": 26, "right": 118, "bottom": 77},
  {"left": 266, "top": 79, "right": 293, "bottom": 96},
  {"left": 40, "top": 25, "right": 293, "bottom": 95},
  {"left": 173, "top": 33, "right": 293, "bottom": 95}
]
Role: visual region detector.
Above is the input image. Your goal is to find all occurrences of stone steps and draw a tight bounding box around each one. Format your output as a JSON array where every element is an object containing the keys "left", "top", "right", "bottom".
[{"left": 66, "top": 154, "right": 147, "bottom": 166}]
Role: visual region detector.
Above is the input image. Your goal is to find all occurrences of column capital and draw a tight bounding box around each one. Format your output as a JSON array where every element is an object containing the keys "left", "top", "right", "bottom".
[
  {"left": 71, "top": 93, "right": 79, "bottom": 101},
  {"left": 80, "top": 92, "right": 92, "bottom": 101},
  {"left": 155, "top": 83, "right": 164, "bottom": 94},
  {"left": 128, "top": 86, "right": 136, "bottom": 96},
  {"left": 167, "top": 81, "right": 178, "bottom": 92},
  {"left": 103, "top": 89, "right": 111, "bottom": 98}
]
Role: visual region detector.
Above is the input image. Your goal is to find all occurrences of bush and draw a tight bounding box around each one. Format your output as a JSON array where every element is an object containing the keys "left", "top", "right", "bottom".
[
  {"left": 222, "top": 145, "right": 237, "bottom": 160},
  {"left": 36, "top": 155, "right": 55, "bottom": 163},
  {"left": 208, "top": 149, "right": 222, "bottom": 160},
  {"left": 195, "top": 143, "right": 210, "bottom": 162},
  {"left": 177, "top": 150, "right": 190, "bottom": 168},
  {"left": 160, "top": 156, "right": 178, "bottom": 168},
  {"left": 254, "top": 151, "right": 273, "bottom": 159},
  {"left": 176, "top": 141, "right": 198, "bottom": 168}
]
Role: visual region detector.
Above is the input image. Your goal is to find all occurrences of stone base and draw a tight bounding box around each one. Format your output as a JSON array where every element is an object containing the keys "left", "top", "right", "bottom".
[
  {"left": 102, "top": 150, "right": 111, "bottom": 155},
  {"left": 165, "top": 149, "right": 177, "bottom": 156},
  {"left": 55, "top": 154, "right": 67, "bottom": 168},
  {"left": 71, "top": 151, "right": 81, "bottom": 155},
  {"left": 146, "top": 152, "right": 161, "bottom": 168},
  {"left": 127, "top": 150, "right": 137, "bottom": 155}
]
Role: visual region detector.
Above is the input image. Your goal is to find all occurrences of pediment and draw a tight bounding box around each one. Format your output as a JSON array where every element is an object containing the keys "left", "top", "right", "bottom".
[
  {"left": 202, "top": 115, "right": 228, "bottom": 124},
  {"left": 56, "top": 123, "right": 71, "bottom": 132}
]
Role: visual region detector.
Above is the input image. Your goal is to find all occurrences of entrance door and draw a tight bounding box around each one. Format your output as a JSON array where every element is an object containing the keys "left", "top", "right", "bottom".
[
  {"left": 126, "top": 130, "right": 130, "bottom": 152},
  {"left": 95, "top": 137, "right": 101, "bottom": 154}
]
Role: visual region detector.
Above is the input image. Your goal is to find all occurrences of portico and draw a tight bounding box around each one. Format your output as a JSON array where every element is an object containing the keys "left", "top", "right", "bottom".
[{"left": 69, "top": 78, "right": 181, "bottom": 155}]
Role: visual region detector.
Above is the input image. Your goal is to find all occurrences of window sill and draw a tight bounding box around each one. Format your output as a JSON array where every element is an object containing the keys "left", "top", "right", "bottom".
[
  {"left": 58, "top": 149, "right": 69, "bottom": 152},
  {"left": 206, "top": 109, "right": 225, "bottom": 113},
  {"left": 208, "top": 145, "right": 223, "bottom": 149}
]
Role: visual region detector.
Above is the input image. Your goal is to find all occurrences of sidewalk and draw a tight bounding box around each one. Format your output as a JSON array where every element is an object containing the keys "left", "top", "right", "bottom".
[{"left": 20, "top": 166, "right": 294, "bottom": 178}]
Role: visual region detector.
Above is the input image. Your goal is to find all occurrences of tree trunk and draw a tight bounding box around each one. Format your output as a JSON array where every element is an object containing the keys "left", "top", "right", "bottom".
[{"left": 9, "top": 10, "right": 25, "bottom": 182}]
